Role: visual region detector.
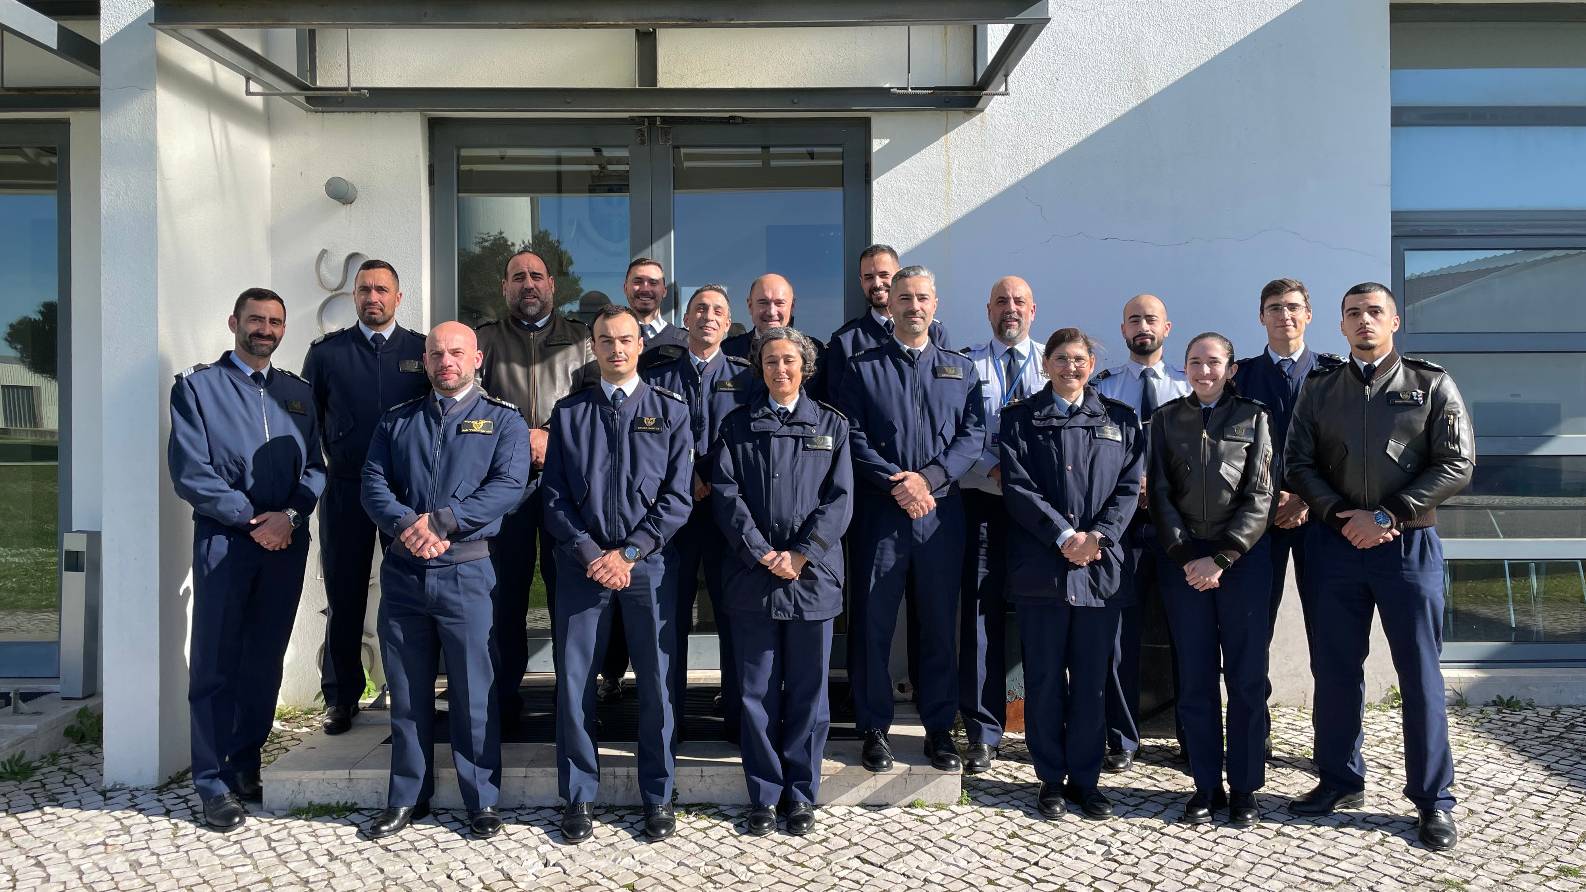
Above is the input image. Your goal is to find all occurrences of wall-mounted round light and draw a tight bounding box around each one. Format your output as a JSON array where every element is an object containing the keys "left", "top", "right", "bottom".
[{"left": 324, "top": 177, "right": 358, "bottom": 205}]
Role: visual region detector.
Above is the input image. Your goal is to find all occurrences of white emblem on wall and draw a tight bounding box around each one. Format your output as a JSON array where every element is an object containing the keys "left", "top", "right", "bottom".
[{"left": 315, "top": 249, "right": 369, "bottom": 334}]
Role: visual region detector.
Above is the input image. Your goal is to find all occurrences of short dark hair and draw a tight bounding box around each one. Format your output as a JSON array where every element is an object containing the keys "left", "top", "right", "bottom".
[
  {"left": 1043, "top": 326, "right": 1099, "bottom": 360},
  {"left": 232, "top": 287, "right": 284, "bottom": 319},
  {"left": 1259, "top": 277, "right": 1307, "bottom": 309},
  {"left": 1341, "top": 281, "right": 1396, "bottom": 312},
  {"left": 686, "top": 284, "right": 730, "bottom": 311},
  {"left": 591, "top": 303, "right": 640, "bottom": 335},
  {"left": 501, "top": 249, "right": 556, "bottom": 280},
  {"left": 1185, "top": 331, "right": 1236, "bottom": 363},
  {"left": 357, "top": 258, "right": 399, "bottom": 288},
  {"left": 859, "top": 243, "right": 900, "bottom": 265},
  {"left": 626, "top": 256, "right": 665, "bottom": 277}
]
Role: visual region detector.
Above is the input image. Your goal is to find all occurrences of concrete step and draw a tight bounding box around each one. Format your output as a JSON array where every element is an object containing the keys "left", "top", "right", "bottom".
[{"left": 262, "top": 707, "right": 962, "bottom": 811}]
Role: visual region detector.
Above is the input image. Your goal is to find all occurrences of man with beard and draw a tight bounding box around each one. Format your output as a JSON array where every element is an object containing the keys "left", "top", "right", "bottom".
[
  {"left": 1091, "top": 293, "right": 1191, "bottom": 772},
  {"left": 361, "top": 322, "right": 530, "bottom": 839},
  {"left": 476, "top": 249, "right": 595, "bottom": 731},
  {"left": 958, "top": 276, "right": 1045, "bottom": 775},
  {"left": 722, "top": 273, "right": 828, "bottom": 398},
  {"left": 627, "top": 256, "right": 689, "bottom": 357},
  {"left": 301, "top": 260, "right": 430, "bottom": 736},
  {"left": 168, "top": 288, "right": 326, "bottom": 831},
  {"left": 825, "top": 244, "right": 950, "bottom": 399}
]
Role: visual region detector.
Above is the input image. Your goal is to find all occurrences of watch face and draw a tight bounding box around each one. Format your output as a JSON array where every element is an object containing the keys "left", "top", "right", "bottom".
[{"left": 623, "top": 546, "right": 641, "bottom": 561}]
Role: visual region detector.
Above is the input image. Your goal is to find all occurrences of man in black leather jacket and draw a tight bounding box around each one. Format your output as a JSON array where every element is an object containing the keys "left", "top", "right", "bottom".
[{"left": 1284, "top": 282, "right": 1474, "bottom": 851}]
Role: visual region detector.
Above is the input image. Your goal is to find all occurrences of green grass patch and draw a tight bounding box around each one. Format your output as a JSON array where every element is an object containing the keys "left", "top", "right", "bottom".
[
  {"left": 289, "top": 801, "right": 358, "bottom": 819},
  {"left": 0, "top": 752, "right": 37, "bottom": 781},
  {"left": 1557, "top": 865, "right": 1583, "bottom": 879},
  {"left": 63, "top": 707, "right": 101, "bottom": 746},
  {"left": 155, "top": 768, "right": 191, "bottom": 792},
  {"left": 0, "top": 463, "right": 59, "bottom": 612},
  {"left": 1368, "top": 686, "right": 1403, "bottom": 711},
  {"left": 1486, "top": 695, "right": 1535, "bottom": 711},
  {"left": 1436, "top": 879, "right": 1468, "bottom": 891},
  {"left": 957, "top": 789, "right": 973, "bottom": 806}
]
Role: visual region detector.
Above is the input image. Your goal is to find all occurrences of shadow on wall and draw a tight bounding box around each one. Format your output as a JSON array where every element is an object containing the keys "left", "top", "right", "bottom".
[{"left": 876, "top": 0, "right": 1388, "bottom": 361}]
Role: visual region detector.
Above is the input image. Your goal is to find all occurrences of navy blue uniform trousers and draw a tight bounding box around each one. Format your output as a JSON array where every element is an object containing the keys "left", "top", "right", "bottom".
[
  {"left": 958, "top": 488, "right": 1007, "bottom": 747},
  {"left": 848, "top": 492, "right": 965, "bottom": 733},
  {"left": 730, "top": 613, "right": 833, "bottom": 808},
  {"left": 378, "top": 555, "right": 501, "bottom": 810},
  {"left": 1158, "top": 537, "right": 1272, "bottom": 793},
  {"left": 554, "top": 551, "right": 676, "bottom": 805},
  {"left": 1017, "top": 598, "right": 1122, "bottom": 790},
  {"left": 1301, "top": 524, "right": 1455, "bottom": 810},
  {"left": 1261, "top": 522, "right": 1307, "bottom": 733},
  {"left": 189, "top": 528, "right": 308, "bottom": 801},
  {"left": 318, "top": 475, "right": 389, "bottom": 708},
  {"left": 490, "top": 489, "right": 558, "bottom": 723},
  {"left": 661, "top": 503, "right": 737, "bottom": 741}
]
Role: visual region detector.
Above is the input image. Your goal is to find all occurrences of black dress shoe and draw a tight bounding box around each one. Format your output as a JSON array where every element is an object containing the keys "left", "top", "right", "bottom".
[
  {"left": 861, "top": 729, "right": 893, "bottom": 772},
  {"left": 469, "top": 807, "right": 504, "bottom": 838},
  {"left": 596, "top": 676, "right": 625, "bottom": 704},
  {"left": 201, "top": 793, "right": 246, "bottom": 832},
  {"left": 643, "top": 803, "right": 676, "bottom": 840},
  {"left": 745, "top": 806, "right": 776, "bottom": 836},
  {"left": 963, "top": 743, "right": 995, "bottom": 775},
  {"left": 366, "top": 802, "right": 429, "bottom": 839},
  {"left": 924, "top": 730, "right": 962, "bottom": 772},
  {"left": 1102, "top": 748, "right": 1135, "bottom": 774},
  {"left": 1182, "top": 788, "right": 1227, "bottom": 825},
  {"left": 1288, "top": 783, "right": 1365, "bottom": 816},
  {"left": 560, "top": 802, "right": 595, "bottom": 843},
  {"left": 322, "top": 705, "right": 356, "bottom": 736},
  {"left": 1035, "top": 783, "right": 1065, "bottom": 820},
  {"left": 1063, "top": 783, "right": 1114, "bottom": 820},
  {"left": 1418, "top": 808, "right": 1457, "bottom": 851},
  {"left": 1228, "top": 790, "right": 1259, "bottom": 828},
  {"left": 784, "top": 802, "right": 816, "bottom": 836},
  {"left": 234, "top": 769, "right": 263, "bottom": 804}
]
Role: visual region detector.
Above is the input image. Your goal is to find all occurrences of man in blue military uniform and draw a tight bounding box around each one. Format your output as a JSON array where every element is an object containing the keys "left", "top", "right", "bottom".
[
  {"left": 838, "top": 265, "right": 985, "bottom": 774},
  {"left": 1284, "top": 283, "right": 1473, "bottom": 851},
  {"left": 542, "top": 304, "right": 694, "bottom": 843},
  {"left": 360, "top": 321, "right": 530, "bottom": 840},
  {"left": 301, "top": 259, "right": 429, "bottom": 736},
  {"left": 721, "top": 274, "right": 828, "bottom": 398},
  {"left": 168, "top": 288, "right": 325, "bottom": 832},
  {"left": 640, "top": 284, "right": 755, "bottom": 743},
  {"left": 959, "top": 275, "right": 1045, "bottom": 775},
  {"left": 1231, "top": 277, "right": 1343, "bottom": 754},
  {"left": 1091, "top": 292, "right": 1192, "bottom": 772}
]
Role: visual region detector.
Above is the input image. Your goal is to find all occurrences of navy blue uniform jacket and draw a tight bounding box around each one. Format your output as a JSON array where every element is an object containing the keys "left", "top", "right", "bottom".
[
  {"left": 998, "top": 385, "right": 1145, "bottom": 607},
  {"left": 301, "top": 325, "right": 430, "bottom": 479},
  {"left": 1231, "top": 348, "right": 1343, "bottom": 487},
  {"left": 168, "top": 353, "right": 326, "bottom": 531},
  {"left": 361, "top": 387, "right": 531, "bottom": 566},
  {"left": 640, "top": 350, "right": 755, "bottom": 471},
  {"left": 711, "top": 396, "right": 853, "bottom": 621},
  {"left": 825, "top": 314, "right": 950, "bottom": 401},
  {"left": 837, "top": 339, "right": 985, "bottom": 498},
  {"left": 541, "top": 380, "right": 694, "bottom": 567}
]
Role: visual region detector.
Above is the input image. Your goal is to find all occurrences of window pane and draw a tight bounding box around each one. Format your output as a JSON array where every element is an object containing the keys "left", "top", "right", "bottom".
[
  {"left": 1392, "top": 68, "right": 1586, "bottom": 106},
  {"left": 1391, "top": 127, "right": 1586, "bottom": 210},
  {"left": 1404, "top": 248, "right": 1586, "bottom": 332},
  {"left": 455, "top": 147, "right": 631, "bottom": 328},
  {"left": 1445, "top": 559, "right": 1586, "bottom": 643},
  {"left": 1418, "top": 353, "right": 1586, "bottom": 437},
  {"left": 1441, "top": 456, "right": 1586, "bottom": 539}
]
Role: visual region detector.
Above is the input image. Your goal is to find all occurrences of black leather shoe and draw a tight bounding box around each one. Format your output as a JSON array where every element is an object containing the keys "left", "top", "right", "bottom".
[
  {"left": 596, "top": 676, "right": 625, "bottom": 704},
  {"left": 1063, "top": 783, "right": 1114, "bottom": 820},
  {"left": 745, "top": 806, "right": 776, "bottom": 836},
  {"left": 1418, "top": 808, "right": 1457, "bottom": 851},
  {"left": 1182, "top": 788, "right": 1227, "bottom": 825},
  {"left": 560, "top": 802, "right": 594, "bottom": 843},
  {"left": 1102, "top": 748, "right": 1135, "bottom": 774},
  {"left": 201, "top": 793, "right": 246, "bottom": 832},
  {"left": 469, "top": 807, "right": 503, "bottom": 838},
  {"left": 1035, "top": 783, "right": 1065, "bottom": 819},
  {"left": 234, "top": 769, "right": 263, "bottom": 804},
  {"left": 785, "top": 802, "right": 816, "bottom": 836},
  {"left": 1288, "top": 783, "right": 1365, "bottom": 816},
  {"left": 643, "top": 803, "right": 676, "bottom": 840},
  {"left": 322, "top": 705, "right": 356, "bottom": 736},
  {"left": 366, "top": 802, "right": 429, "bottom": 839},
  {"left": 963, "top": 743, "right": 995, "bottom": 775},
  {"left": 1228, "top": 790, "right": 1259, "bottom": 827},
  {"left": 924, "top": 730, "right": 962, "bottom": 772},
  {"left": 861, "top": 729, "right": 893, "bottom": 772}
]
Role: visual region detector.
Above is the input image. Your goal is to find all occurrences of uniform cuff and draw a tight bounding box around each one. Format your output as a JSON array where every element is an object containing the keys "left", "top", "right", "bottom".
[
  {"left": 1167, "top": 543, "right": 1195, "bottom": 565},
  {"left": 395, "top": 511, "right": 421, "bottom": 537},
  {"left": 431, "top": 506, "right": 459, "bottom": 537},
  {"left": 794, "top": 531, "right": 834, "bottom": 565},
  {"left": 919, "top": 463, "right": 948, "bottom": 493},
  {"left": 572, "top": 535, "right": 605, "bottom": 568},
  {"left": 624, "top": 532, "right": 657, "bottom": 561},
  {"left": 1216, "top": 536, "right": 1249, "bottom": 558},
  {"left": 1055, "top": 527, "right": 1077, "bottom": 548},
  {"left": 1381, "top": 496, "right": 1413, "bottom": 528}
]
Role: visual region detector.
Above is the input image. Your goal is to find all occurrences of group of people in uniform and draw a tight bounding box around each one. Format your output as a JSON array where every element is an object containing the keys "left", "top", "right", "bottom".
[{"left": 166, "top": 246, "right": 1473, "bottom": 852}]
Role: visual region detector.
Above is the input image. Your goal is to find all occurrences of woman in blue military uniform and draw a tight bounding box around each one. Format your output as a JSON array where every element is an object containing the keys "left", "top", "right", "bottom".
[
  {"left": 1146, "top": 332, "right": 1274, "bottom": 827},
  {"left": 999, "top": 327, "right": 1145, "bottom": 821},
  {"left": 712, "top": 326, "right": 853, "bottom": 837}
]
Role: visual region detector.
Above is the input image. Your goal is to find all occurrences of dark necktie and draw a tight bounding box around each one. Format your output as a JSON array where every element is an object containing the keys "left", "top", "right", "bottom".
[
  {"left": 1361, "top": 362, "right": 1376, "bottom": 384},
  {"left": 438, "top": 396, "right": 456, "bottom": 416},
  {"left": 776, "top": 406, "right": 791, "bottom": 425},
  {"left": 1202, "top": 405, "right": 1214, "bottom": 428},
  {"left": 250, "top": 371, "right": 266, "bottom": 388},
  {"left": 642, "top": 324, "right": 657, "bottom": 342},
  {"left": 370, "top": 332, "right": 386, "bottom": 351},
  {"left": 1004, "top": 349, "right": 1027, "bottom": 401},
  {"left": 905, "top": 346, "right": 921, "bottom": 363},
  {"left": 1277, "top": 357, "right": 1294, "bottom": 378},
  {"left": 610, "top": 387, "right": 627, "bottom": 410},
  {"left": 884, "top": 319, "right": 895, "bottom": 336},
  {"left": 1140, "top": 367, "right": 1160, "bottom": 420}
]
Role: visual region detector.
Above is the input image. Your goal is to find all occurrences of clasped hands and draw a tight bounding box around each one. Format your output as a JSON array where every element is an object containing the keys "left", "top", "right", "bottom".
[
  {"left": 759, "top": 549, "right": 809, "bottom": 581},
  {"left": 400, "top": 513, "right": 450, "bottom": 561},
  {"left": 889, "top": 471, "right": 936, "bottom": 520},
  {"left": 1338, "top": 508, "right": 1400, "bottom": 550},
  {"left": 248, "top": 512, "right": 295, "bottom": 551},
  {"left": 1060, "top": 530, "right": 1103, "bottom": 567}
]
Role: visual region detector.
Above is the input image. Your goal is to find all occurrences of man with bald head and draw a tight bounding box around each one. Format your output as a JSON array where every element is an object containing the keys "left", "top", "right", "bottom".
[
  {"left": 361, "top": 321, "right": 531, "bottom": 839},
  {"left": 722, "top": 273, "right": 827, "bottom": 397},
  {"left": 1091, "top": 293, "right": 1191, "bottom": 772},
  {"left": 958, "top": 276, "right": 1045, "bottom": 773}
]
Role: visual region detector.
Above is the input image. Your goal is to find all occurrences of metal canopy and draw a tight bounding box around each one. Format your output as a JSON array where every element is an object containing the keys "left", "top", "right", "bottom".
[
  {"left": 150, "top": 0, "right": 1049, "bottom": 113},
  {"left": 0, "top": 0, "right": 98, "bottom": 74}
]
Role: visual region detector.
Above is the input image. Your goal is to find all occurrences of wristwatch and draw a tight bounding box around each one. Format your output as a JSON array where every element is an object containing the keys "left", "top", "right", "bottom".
[
  {"left": 620, "top": 544, "right": 642, "bottom": 563},
  {"left": 1372, "top": 509, "right": 1394, "bottom": 529},
  {"left": 1212, "top": 553, "right": 1234, "bottom": 571},
  {"left": 283, "top": 508, "right": 301, "bottom": 530}
]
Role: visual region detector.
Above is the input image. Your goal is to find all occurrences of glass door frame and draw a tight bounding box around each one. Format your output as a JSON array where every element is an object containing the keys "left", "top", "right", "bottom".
[{"left": 0, "top": 119, "right": 72, "bottom": 680}]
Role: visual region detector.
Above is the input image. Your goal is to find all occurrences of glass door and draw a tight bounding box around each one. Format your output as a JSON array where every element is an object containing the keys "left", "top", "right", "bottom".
[{"left": 0, "top": 124, "right": 68, "bottom": 679}]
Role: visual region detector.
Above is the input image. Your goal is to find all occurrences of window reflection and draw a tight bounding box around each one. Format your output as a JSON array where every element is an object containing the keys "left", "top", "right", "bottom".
[
  {"left": 1404, "top": 249, "right": 1586, "bottom": 333},
  {"left": 1445, "top": 560, "right": 1586, "bottom": 643}
]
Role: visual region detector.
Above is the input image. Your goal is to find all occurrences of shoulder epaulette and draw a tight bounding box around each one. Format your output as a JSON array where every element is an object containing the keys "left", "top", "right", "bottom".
[
  {"left": 310, "top": 326, "right": 349, "bottom": 346},
  {"left": 1307, "top": 360, "right": 1345, "bottom": 378},
  {"left": 650, "top": 384, "right": 687, "bottom": 403},
  {"left": 956, "top": 347, "right": 975, "bottom": 357},
  {"left": 276, "top": 368, "right": 307, "bottom": 384},
  {"left": 480, "top": 392, "right": 519, "bottom": 411},
  {"left": 1315, "top": 352, "right": 1346, "bottom": 367},
  {"left": 814, "top": 399, "right": 848, "bottom": 421},
  {"left": 1091, "top": 368, "right": 1114, "bottom": 381},
  {"left": 1097, "top": 393, "right": 1139, "bottom": 420},
  {"left": 474, "top": 318, "right": 500, "bottom": 329},
  {"left": 725, "top": 354, "right": 751, "bottom": 367},
  {"left": 852, "top": 344, "right": 889, "bottom": 361},
  {"left": 387, "top": 393, "right": 427, "bottom": 413},
  {"left": 1401, "top": 355, "right": 1447, "bottom": 373},
  {"left": 175, "top": 362, "right": 210, "bottom": 380}
]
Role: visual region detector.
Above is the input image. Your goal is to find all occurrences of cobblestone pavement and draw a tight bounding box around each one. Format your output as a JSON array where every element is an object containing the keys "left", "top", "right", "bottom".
[{"left": 2, "top": 705, "right": 1584, "bottom": 891}]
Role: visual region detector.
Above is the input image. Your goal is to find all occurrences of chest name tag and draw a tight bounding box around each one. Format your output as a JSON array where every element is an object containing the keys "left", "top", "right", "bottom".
[
  {"left": 634, "top": 416, "right": 665, "bottom": 433},
  {"left": 1096, "top": 423, "right": 1124, "bottom": 442},
  {"left": 933, "top": 365, "right": 963, "bottom": 380},
  {"left": 713, "top": 379, "right": 740, "bottom": 392},
  {"left": 1388, "top": 390, "right": 1426, "bottom": 407},
  {"left": 285, "top": 400, "right": 307, "bottom": 415},
  {"left": 1227, "top": 423, "right": 1254, "bottom": 441},
  {"left": 399, "top": 359, "right": 424, "bottom": 373},
  {"left": 804, "top": 435, "right": 834, "bottom": 451},
  {"left": 459, "top": 419, "right": 494, "bottom": 435}
]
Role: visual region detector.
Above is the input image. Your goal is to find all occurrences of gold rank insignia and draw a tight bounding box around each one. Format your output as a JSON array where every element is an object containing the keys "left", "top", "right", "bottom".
[
  {"left": 399, "top": 359, "right": 423, "bottom": 372},
  {"left": 803, "top": 435, "right": 834, "bottom": 451},
  {"left": 1097, "top": 423, "right": 1123, "bottom": 442},
  {"left": 634, "top": 416, "right": 664, "bottom": 432},
  {"left": 286, "top": 400, "right": 307, "bottom": 415},
  {"left": 459, "top": 419, "right": 494, "bottom": 434}
]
